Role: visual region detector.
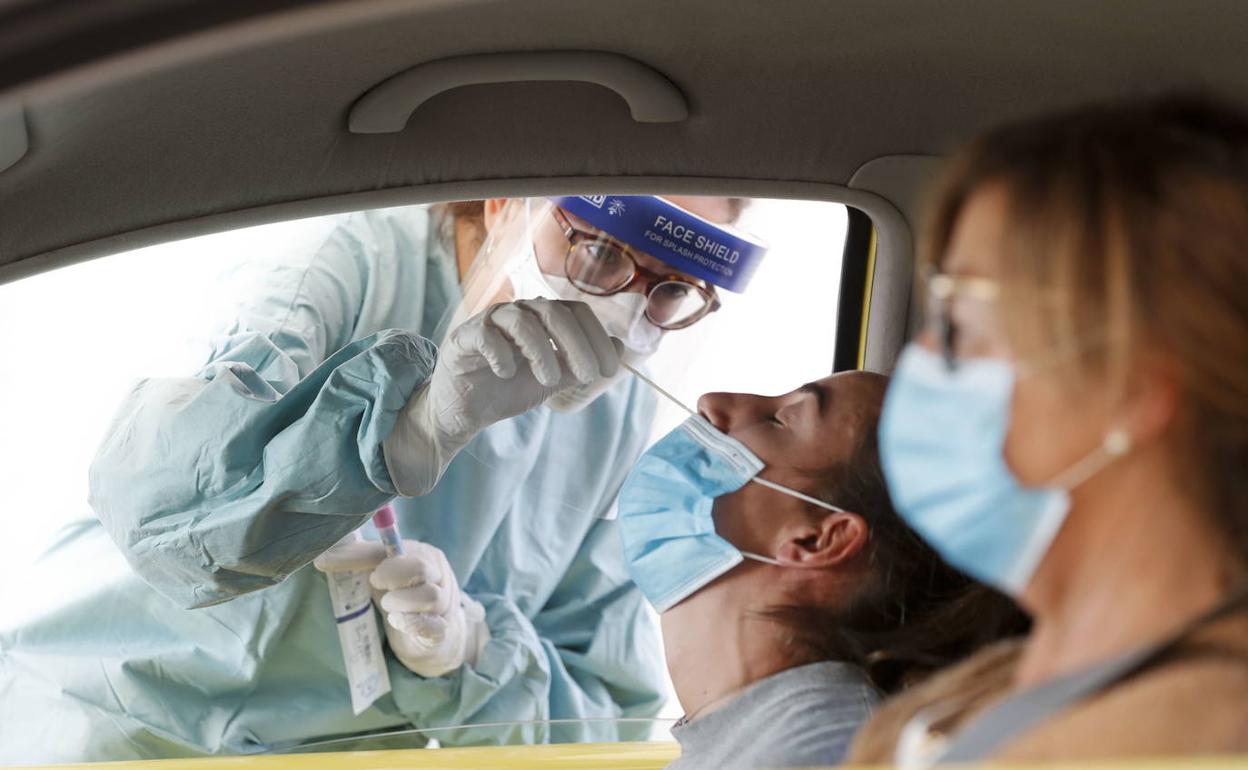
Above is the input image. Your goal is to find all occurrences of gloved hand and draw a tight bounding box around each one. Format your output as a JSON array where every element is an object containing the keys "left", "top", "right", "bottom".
[
  {"left": 314, "top": 537, "right": 490, "bottom": 678},
  {"left": 384, "top": 298, "right": 622, "bottom": 496}
]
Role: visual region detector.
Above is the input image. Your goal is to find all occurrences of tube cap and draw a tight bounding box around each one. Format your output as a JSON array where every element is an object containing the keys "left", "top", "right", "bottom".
[{"left": 371, "top": 504, "right": 396, "bottom": 529}]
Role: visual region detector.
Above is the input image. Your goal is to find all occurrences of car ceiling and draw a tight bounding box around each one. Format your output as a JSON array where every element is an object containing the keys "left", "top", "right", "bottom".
[{"left": 2, "top": 0, "right": 1248, "bottom": 287}]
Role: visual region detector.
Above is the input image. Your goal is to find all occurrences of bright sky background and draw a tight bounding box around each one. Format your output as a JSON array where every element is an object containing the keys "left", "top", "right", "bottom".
[
  {"left": 645, "top": 199, "right": 846, "bottom": 437},
  {"left": 0, "top": 197, "right": 845, "bottom": 719}
]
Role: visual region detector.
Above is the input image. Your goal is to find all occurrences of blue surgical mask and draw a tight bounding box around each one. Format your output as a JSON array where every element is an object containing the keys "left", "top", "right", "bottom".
[
  {"left": 618, "top": 414, "right": 843, "bottom": 612},
  {"left": 879, "top": 345, "right": 1130, "bottom": 597}
]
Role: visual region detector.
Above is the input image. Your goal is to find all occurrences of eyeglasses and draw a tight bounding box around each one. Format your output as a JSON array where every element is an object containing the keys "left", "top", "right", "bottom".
[
  {"left": 924, "top": 271, "right": 1003, "bottom": 369},
  {"left": 552, "top": 207, "right": 720, "bottom": 330}
]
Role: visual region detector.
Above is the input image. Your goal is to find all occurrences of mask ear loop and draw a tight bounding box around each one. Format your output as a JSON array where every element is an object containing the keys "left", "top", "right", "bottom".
[
  {"left": 1048, "top": 427, "right": 1132, "bottom": 490},
  {"left": 749, "top": 476, "right": 845, "bottom": 513},
  {"left": 739, "top": 548, "right": 837, "bottom": 570},
  {"left": 743, "top": 478, "right": 847, "bottom": 569},
  {"left": 739, "top": 551, "right": 784, "bottom": 567}
]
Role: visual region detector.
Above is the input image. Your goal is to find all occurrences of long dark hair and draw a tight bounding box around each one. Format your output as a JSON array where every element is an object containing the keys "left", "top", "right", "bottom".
[{"left": 767, "top": 421, "right": 1029, "bottom": 694}]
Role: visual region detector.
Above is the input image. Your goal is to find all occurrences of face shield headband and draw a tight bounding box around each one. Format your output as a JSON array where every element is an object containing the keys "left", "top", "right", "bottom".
[{"left": 550, "top": 196, "right": 769, "bottom": 293}]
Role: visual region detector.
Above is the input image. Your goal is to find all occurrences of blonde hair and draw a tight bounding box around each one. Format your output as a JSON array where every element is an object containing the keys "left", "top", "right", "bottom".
[{"left": 923, "top": 94, "right": 1248, "bottom": 558}]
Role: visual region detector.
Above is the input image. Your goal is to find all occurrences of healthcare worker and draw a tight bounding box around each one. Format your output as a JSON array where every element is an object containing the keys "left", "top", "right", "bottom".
[
  {"left": 0, "top": 195, "right": 766, "bottom": 763},
  {"left": 849, "top": 95, "right": 1248, "bottom": 765}
]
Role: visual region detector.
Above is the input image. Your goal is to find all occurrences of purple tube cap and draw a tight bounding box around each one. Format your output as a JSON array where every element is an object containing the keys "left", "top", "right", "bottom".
[{"left": 372, "top": 504, "right": 396, "bottom": 529}]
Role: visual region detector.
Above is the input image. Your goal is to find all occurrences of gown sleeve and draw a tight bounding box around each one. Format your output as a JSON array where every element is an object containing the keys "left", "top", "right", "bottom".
[{"left": 88, "top": 214, "right": 439, "bottom": 609}]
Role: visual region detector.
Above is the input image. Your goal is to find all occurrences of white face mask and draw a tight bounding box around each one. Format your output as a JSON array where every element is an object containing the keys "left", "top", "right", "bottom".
[
  {"left": 505, "top": 211, "right": 665, "bottom": 412},
  {"left": 542, "top": 273, "right": 663, "bottom": 357},
  {"left": 524, "top": 269, "right": 664, "bottom": 412},
  {"left": 507, "top": 246, "right": 663, "bottom": 354}
]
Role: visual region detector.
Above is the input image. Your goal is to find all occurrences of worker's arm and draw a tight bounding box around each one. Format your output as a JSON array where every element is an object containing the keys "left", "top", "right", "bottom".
[
  {"left": 88, "top": 214, "right": 437, "bottom": 608},
  {"left": 89, "top": 327, "right": 438, "bottom": 608},
  {"left": 88, "top": 208, "right": 620, "bottom": 610}
]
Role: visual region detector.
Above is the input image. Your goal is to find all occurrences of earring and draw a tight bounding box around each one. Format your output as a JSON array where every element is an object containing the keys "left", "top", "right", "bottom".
[{"left": 1103, "top": 428, "right": 1132, "bottom": 456}]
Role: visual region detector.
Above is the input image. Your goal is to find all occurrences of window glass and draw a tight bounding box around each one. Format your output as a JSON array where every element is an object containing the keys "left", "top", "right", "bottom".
[
  {"left": 0, "top": 196, "right": 846, "bottom": 761},
  {"left": 0, "top": 218, "right": 320, "bottom": 617},
  {"left": 644, "top": 198, "right": 844, "bottom": 439}
]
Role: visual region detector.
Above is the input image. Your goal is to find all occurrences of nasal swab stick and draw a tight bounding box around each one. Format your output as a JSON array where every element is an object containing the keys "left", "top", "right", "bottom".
[{"left": 619, "top": 361, "right": 697, "bottom": 417}]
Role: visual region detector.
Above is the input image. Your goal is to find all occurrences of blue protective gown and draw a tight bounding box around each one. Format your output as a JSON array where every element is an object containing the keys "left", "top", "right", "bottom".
[{"left": 0, "top": 206, "right": 666, "bottom": 763}]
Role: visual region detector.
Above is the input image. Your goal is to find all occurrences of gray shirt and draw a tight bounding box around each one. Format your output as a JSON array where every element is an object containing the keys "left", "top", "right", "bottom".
[{"left": 667, "top": 661, "right": 879, "bottom": 770}]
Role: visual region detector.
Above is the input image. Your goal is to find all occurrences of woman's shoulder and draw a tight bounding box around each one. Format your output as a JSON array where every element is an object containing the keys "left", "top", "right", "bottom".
[
  {"left": 851, "top": 618, "right": 1248, "bottom": 765},
  {"left": 846, "top": 639, "right": 1024, "bottom": 765},
  {"left": 1001, "top": 616, "right": 1248, "bottom": 760}
]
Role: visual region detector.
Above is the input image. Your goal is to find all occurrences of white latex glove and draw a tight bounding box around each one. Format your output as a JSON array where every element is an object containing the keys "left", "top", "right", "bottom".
[
  {"left": 384, "top": 298, "right": 621, "bottom": 496},
  {"left": 314, "top": 537, "right": 490, "bottom": 678}
]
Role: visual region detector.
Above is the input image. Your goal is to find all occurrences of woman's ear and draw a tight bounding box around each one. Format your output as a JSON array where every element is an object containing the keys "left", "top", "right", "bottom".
[
  {"left": 1120, "top": 354, "right": 1181, "bottom": 445},
  {"left": 774, "top": 512, "right": 869, "bottom": 569},
  {"left": 482, "top": 198, "right": 509, "bottom": 232}
]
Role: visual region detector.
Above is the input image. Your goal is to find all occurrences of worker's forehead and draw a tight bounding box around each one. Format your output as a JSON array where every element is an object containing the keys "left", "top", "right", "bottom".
[{"left": 662, "top": 196, "right": 735, "bottom": 224}]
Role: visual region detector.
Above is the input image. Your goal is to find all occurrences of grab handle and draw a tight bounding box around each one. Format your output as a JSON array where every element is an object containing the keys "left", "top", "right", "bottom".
[{"left": 348, "top": 51, "right": 688, "bottom": 134}]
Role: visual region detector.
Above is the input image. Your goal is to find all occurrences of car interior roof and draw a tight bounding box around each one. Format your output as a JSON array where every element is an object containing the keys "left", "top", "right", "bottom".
[{"left": 2, "top": 0, "right": 1246, "bottom": 367}]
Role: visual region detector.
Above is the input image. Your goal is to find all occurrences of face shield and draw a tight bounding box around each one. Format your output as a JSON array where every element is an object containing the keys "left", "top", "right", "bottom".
[{"left": 439, "top": 195, "right": 769, "bottom": 412}]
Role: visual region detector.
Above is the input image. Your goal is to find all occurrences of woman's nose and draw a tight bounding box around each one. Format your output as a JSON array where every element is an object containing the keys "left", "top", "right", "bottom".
[
  {"left": 698, "top": 391, "right": 776, "bottom": 433},
  {"left": 697, "top": 392, "right": 734, "bottom": 432}
]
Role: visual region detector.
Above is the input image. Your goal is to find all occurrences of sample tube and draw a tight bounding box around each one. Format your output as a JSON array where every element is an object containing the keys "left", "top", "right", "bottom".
[{"left": 371, "top": 503, "right": 405, "bottom": 557}]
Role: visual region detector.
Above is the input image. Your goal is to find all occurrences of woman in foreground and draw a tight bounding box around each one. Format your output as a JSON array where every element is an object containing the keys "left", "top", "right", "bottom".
[{"left": 853, "top": 93, "right": 1248, "bottom": 765}]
